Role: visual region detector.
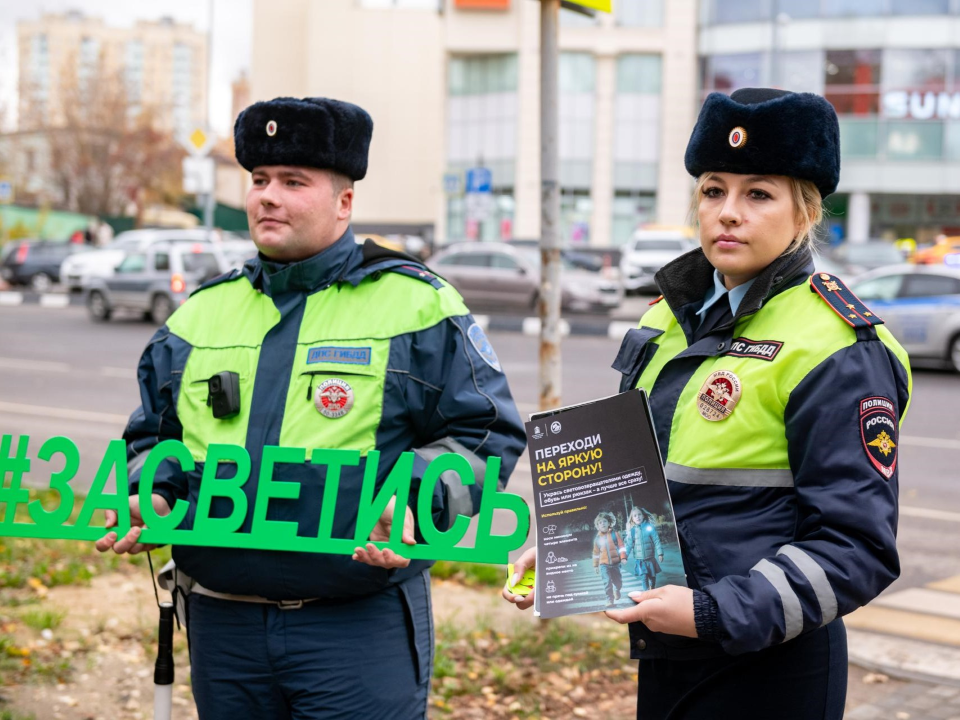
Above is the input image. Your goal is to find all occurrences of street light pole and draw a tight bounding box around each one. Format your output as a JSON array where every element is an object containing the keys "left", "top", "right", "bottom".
[{"left": 539, "top": 0, "right": 562, "bottom": 412}]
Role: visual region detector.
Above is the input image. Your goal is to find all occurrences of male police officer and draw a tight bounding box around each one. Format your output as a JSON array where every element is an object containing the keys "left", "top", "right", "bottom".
[{"left": 96, "top": 97, "right": 526, "bottom": 718}]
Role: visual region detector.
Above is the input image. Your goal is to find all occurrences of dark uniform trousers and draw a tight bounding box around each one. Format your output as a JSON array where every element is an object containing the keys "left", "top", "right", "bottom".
[
  {"left": 187, "top": 571, "right": 432, "bottom": 720},
  {"left": 637, "top": 621, "right": 848, "bottom": 720}
]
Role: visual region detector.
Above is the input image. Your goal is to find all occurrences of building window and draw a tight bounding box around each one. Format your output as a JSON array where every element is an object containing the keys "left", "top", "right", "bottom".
[
  {"left": 446, "top": 54, "right": 518, "bottom": 241},
  {"left": 359, "top": 0, "right": 441, "bottom": 8},
  {"left": 839, "top": 118, "right": 880, "bottom": 158},
  {"left": 773, "top": 1, "right": 819, "bottom": 19},
  {"left": 615, "top": 0, "right": 663, "bottom": 27},
  {"left": 560, "top": 5, "right": 600, "bottom": 26},
  {"left": 707, "top": 0, "right": 768, "bottom": 25},
  {"left": 890, "top": 0, "right": 950, "bottom": 14},
  {"left": 825, "top": 49, "right": 881, "bottom": 115},
  {"left": 559, "top": 53, "right": 595, "bottom": 243},
  {"left": 704, "top": 53, "right": 765, "bottom": 93},
  {"left": 612, "top": 193, "right": 657, "bottom": 247},
  {"left": 561, "top": 190, "right": 592, "bottom": 246},
  {"left": 822, "top": 0, "right": 885, "bottom": 17},
  {"left": 613, "top": 54, "right": 661, "bottom": 245},
  {"left": 776, "top": 51, "right": 824, "bottom": 94},
  {"left": 884, "top": 121, "right": 944, "bottom": 160},
  {"left": 882, "top": 49, "right": 950, "bottom": 94}
]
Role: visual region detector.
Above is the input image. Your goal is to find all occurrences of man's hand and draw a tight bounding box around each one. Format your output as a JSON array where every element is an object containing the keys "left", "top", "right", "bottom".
[
  {"left": 658, "top": 554, "right": 664, "bottom": 563},
  {"left": 94, "top": 493, "right": 171, "bottom": 555},
  {"left": 352, "top": 497, "right": 415, "bottom": 570},
  {"left": 501, "top": 546, "right": 536, "bottom": 610},
  {"left": 604, "top": 585, "right": 697, "bottom": 638}
]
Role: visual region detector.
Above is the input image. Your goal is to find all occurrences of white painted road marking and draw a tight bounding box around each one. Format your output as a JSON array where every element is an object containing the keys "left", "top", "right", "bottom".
[{"left": 0, "top": 401, "right": 128, "bottom": 426}]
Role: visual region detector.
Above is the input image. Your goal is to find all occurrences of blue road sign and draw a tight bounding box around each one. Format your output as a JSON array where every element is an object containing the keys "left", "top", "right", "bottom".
[{"left": 465, "top": 167, "right": 492, "bottom": 194}]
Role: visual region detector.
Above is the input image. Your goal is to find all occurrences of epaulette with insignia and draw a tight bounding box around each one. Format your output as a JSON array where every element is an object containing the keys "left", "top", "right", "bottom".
[
  {"left": 190, "top": 268, "right": 243, "bottom": 297},
  {"left": 386, "top": 263, "right": 444, "bottom": 290},
  {"left": 809, "top": 272, "right": 883, "bottom": 328}
]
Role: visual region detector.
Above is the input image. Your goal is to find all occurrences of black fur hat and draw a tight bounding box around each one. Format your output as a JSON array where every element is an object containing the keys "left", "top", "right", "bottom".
[
  {"left": 684, "top": 88, "right": 840, "bottom": 198},
  {"left": 234, "top": 97, "right": 373, "bottom": 180}
]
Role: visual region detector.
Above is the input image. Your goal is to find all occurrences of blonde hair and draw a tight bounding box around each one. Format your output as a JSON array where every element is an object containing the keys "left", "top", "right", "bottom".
[{"left": 689, "top": 174, "right": 824, "bottom": 254}]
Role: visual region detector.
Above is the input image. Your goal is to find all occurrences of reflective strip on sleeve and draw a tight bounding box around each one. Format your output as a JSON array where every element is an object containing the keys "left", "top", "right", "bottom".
[
  {"left": 665, "top": 463, "right": 794, "bottom": 488},
  {"left": 415, "top": 437, "right": 487, "bottom": 519},
  {"left": 777, "top": 545, "right": 839, "bottom": 627},
  {"left": 752, "top": 559, "right": 804, "bottom": 642}
]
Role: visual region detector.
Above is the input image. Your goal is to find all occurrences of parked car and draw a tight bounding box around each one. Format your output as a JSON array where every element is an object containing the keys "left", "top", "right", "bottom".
[
  {"left": 828, "top": 240, "right": 905, "bottom": 276},
  {"left": 850, "top": 265, "right": 960, "bottom": 372},
  {"left": 620, "top": 230, "right": 697, "bottom": 294},
  {"left": 86, "top": 241, "right": 229, "bottom": 325},
  {"left": 1, "top": 239, "right": 91, "bottom": 292},
  {"left": 429, "top": 242, "right": 622, "bottom": 313},
  {"left": 61, "top": 228, "right": 238, "bottom": 292}
]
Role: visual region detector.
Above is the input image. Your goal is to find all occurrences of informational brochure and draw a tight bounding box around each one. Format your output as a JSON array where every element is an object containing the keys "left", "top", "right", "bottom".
[{"left": 525, "top": 389, "right": 686, "bottom": 619}]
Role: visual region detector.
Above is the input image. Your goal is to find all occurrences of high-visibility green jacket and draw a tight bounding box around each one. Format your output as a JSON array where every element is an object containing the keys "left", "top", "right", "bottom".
[{"left": 123, "top": 230, "right": 526, "bottom": 599}]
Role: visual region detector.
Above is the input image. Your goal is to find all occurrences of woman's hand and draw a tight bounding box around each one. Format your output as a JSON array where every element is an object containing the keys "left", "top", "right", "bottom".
[
  {"left": 502, "top": 546, "right": 536, "bottom": 610},
  {"left": 604, "top": 585, "right": 697, "bottom": 638}
]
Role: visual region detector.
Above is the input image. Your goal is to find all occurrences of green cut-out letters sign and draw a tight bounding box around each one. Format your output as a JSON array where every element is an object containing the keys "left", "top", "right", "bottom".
[{"left": 0, "top": 435, "right": 529, "bottom": 564}]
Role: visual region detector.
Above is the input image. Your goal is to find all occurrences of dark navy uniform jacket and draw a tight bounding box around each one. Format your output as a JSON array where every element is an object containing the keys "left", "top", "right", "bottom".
[{"left": 613, "top": 247, "right": 911, "bottom": 659}]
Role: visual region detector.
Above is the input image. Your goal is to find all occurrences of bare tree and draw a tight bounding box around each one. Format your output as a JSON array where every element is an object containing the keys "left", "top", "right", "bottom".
[{"left": 38, "top": 49, "right": 185, "bottom": 220}]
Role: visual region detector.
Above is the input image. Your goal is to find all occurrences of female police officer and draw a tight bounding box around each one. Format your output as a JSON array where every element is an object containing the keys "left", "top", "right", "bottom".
[{"left": 504, "top": 88, "right": 911, "bottom": 719}]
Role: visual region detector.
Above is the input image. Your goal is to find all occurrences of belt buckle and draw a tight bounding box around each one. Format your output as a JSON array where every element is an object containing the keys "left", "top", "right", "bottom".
[{"left": 276, "top": 599, "right": 304, "bottom": 610}]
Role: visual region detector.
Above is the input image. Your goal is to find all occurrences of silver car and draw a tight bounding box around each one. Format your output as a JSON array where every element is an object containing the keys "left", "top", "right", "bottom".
[
  {"left": 619, "top": 231, "right": 697, "bottom": 294},
  {"left": 429, "top": 242, "right": 622, "bottom": 313},
  {"left": 850, "top": 265, "right": 960, "bottom": 372},
  {"left": 86, "top": 240, "right": 229, "bottom": 325}
]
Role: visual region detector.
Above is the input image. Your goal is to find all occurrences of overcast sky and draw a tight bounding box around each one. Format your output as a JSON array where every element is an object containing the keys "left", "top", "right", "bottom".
[{"left": 0, "top": 0, "right": 252, "bottom": 136}]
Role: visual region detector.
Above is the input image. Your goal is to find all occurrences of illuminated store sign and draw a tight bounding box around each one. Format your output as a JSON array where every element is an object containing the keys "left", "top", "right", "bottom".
[{"left": 882, "top": 91, "right": 960, "bottom": 120}]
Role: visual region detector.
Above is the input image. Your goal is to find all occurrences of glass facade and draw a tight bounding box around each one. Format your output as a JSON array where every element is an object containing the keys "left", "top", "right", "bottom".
[
  {"left": 704, "top": 0, "right": 956, "bottom": 23},
  {"left": 702, "top": 47, "right": 960, "bottom": 162},
  {"left": 172, "top": 43, "right": 193, "bottom": 137},
  {"left": 446, "top": 54, "right": 519, "bottom": 241},
  {"left": 615, "top": 0, "right": 663, "bottom": 27}
]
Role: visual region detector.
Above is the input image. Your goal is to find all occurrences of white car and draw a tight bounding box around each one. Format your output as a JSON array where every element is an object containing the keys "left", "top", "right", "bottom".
[
  {"left": 620, "top": 231, "right": 697, "bottom": 294},
  {"left": 60, "top": 228, "right": 234, "bottom": 291}
]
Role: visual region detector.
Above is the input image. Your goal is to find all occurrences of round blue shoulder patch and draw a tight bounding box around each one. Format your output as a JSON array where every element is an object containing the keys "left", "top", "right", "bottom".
[{"left": 467, "top": 323, "right": 502, "bottom": 372}]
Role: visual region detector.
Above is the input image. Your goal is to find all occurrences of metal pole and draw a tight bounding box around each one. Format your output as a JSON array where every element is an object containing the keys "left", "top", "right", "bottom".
[
  {"left": 205, "top": 0, "right": 216, "bottom": 243},
  {"left": 539, "top": 0, "right": 562, "bottom": 412}
]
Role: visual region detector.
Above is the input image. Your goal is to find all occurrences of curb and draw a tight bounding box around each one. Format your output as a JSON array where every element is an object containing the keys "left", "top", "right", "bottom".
[
  {"left": 0, "top": 291, "right": 83, "bottom": 308},
  {"left": 847, "top": 629, "right": 960, "bottom": 688}
]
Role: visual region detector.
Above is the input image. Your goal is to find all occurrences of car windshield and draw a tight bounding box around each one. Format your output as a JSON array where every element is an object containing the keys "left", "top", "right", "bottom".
[{"left": 632, "top": 239, "right": 685, "bottom": 252}]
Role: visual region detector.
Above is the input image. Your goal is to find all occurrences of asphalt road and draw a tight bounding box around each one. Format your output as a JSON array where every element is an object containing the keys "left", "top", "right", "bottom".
[{"left": 1, "top": 303, "right": 958, "bottom": 596}]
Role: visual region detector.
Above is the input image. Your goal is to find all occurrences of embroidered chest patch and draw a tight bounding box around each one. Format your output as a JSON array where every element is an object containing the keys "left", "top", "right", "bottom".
[
  {"left": 726, "top": 337, "right": 784, "bottom": 361},
  {"left": 307, "top": 346, "right": 371, "bottom": 365},
  {"left": 860, "top": 396, "right": 898, "bottom": 480}
]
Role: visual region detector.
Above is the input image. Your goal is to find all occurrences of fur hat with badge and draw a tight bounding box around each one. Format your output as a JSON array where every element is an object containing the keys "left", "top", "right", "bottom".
[
  {"left": 234, "top": 97, "right": 373, "bottom": 181},
  {"left": 684, "top": 88, "right": 840, "bottom": 199}
]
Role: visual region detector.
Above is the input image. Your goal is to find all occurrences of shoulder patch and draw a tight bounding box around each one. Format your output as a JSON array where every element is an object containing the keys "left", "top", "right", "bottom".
[
  {"left": 859, "top": 396, "right": 898, "bottom": 480},
  {"left": 190, "top": 268, "right": 243, "bottom": 297},
  {"left": 467, "top": 322, "right": 502, "bottom": 372},
  {"left": 809, "top": 273, "right": 883, "bottom": 329}
]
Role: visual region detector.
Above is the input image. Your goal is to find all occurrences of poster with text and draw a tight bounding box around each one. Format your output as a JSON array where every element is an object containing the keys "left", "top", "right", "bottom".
[{"left": 525, "top": 390, "right": 686, "bottom": 619}]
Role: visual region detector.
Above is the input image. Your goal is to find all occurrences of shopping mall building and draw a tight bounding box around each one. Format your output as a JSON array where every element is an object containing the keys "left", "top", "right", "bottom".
[
  {"left": 701, "top": 0, "right": 960, "bottom": 245},
  {"left": 251, "top": 0, "right": 960, "bottom": 246}
]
